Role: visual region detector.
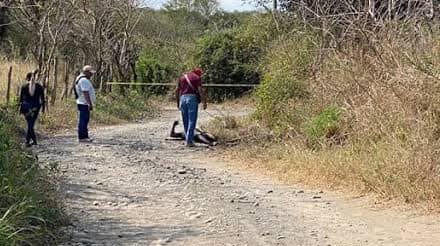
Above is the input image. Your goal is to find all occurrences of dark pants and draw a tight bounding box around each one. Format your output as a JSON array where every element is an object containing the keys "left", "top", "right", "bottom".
[
  {"left": 25, "top": 110, "right": 39, "bottom": 144},
  {"left": 77, "top": 104, "right": 90, "bottom": 139}
]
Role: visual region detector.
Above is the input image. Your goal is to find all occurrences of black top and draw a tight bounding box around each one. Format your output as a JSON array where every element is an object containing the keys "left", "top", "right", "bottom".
[{"left": 19, "top": 83, "right": 45, "bottom": 108}]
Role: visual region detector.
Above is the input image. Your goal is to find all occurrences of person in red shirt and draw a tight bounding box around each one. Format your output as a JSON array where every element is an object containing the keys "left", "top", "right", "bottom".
[{"left": 175, "top": 68, "right": 207, "bottom": 147}]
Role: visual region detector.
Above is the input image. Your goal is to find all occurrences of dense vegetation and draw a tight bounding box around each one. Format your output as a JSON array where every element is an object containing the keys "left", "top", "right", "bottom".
[
  {"left": 0, "top": 0, "right": 263, "bottom": 100},
  {"left": 0, "top": 108, "right": 66, "bottom": 244}
]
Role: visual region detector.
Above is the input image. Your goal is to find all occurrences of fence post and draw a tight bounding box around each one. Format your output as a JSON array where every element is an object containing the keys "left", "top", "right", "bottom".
[{"left": 6, "top": 66, "right": 12, "bottom": 105}]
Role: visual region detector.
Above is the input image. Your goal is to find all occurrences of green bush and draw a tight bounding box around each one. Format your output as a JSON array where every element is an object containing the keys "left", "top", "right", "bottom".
[
  {"left": 304, "top": 106, "right": 342, "bottom": 148},
  {"left": 136, "top": 54, "right": 177, "bottom": 95},
  {"left": 0, "top": 107, "right": 66, "bottom": 245},
  {"left": 255, "top": 32, "right": 318, "bottom": 131},
  {"left": 194, "top": 15, "right": 276, "bottom": 100}
]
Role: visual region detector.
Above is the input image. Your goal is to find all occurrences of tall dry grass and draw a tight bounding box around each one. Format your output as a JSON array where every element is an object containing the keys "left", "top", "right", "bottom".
[
  {"left": 307, "top": 25, "right": 440, "bottom": 208},
  {"left": 220, "top": 23, "right": 440, "bottom": 210},
  {"left": 0, "top": 59, "right": 35, "bottom": 103}
]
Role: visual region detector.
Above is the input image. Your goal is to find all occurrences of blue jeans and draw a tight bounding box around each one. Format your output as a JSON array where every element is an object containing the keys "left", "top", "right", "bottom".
[
  {"left": 25, "top": 109, "right": 40, "bottom": 144},
  {"left": 180, "top": 95, "right": 199, "bottom": 145},
  {"left": 77, "top": 104, "right": 90, "bottom": 139}
]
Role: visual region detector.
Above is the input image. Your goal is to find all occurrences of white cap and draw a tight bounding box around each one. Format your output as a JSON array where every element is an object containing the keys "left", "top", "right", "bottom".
[{"left": 82, "top": 65, "right": 96, "bottom": 74}]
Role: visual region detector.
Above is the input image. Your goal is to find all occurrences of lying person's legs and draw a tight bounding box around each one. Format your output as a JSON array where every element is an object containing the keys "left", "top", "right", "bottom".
[
  {"left": 194, "top": 128, "right": 218, "bottom": 146},
  {"left": 168, "top": 121, "right": 217, "bottom": 146},
  {"left": 194, "top": 134, "right": 218, "bottom": 146}
]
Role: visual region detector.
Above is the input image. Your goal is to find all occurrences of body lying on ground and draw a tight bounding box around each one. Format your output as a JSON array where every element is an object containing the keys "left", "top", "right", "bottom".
[{"left": 168, "top": 121, "right": 218, "bottom": 146}]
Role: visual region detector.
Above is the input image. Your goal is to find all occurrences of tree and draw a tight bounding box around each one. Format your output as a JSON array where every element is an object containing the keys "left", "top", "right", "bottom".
[
  {"left": 4, "top": 0, "right": 143, "bottom": 101},
  {"left": 0, "top": 0, "right": 11, "bottom": 40},
  {"left": 274, "top": 0, "right": 437, "bottom": 21},
  {"left": 165, "top": 0, "right": 220, "bottom": 17}
]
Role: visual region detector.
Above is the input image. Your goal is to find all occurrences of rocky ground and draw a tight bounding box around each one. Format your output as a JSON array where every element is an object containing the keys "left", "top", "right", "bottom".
[{"left": 36, "top": 107, "right": 440, "bottom": 246}]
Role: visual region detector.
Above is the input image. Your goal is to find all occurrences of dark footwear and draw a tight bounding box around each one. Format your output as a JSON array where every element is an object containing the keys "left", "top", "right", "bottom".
[
  {"left": 79, "top": 138, "right": 94, "bottom": 143},
  {"left": 186, "top": 143, "right": 196, "bottom": 148}
]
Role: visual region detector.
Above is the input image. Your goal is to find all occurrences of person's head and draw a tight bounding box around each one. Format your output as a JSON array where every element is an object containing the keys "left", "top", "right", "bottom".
[
  {"left": 82, "top": 65, "right": 96, "bottom": 78},
  {"left": 193, "top": 67, "right": 203, "bottom": 77},
  {"left": 25, "top": 72, "right": 33, "bottom": 81}
]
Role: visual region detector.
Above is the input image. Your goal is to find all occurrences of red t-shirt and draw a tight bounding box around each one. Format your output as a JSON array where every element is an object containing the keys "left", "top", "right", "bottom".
[{"left": 178, "top": 72, "right": 202, "bottom": 96}]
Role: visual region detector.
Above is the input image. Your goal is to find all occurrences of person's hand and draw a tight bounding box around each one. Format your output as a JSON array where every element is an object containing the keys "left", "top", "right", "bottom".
[{"left": 89, "top": 104, "right": 94, "bottom": 111}]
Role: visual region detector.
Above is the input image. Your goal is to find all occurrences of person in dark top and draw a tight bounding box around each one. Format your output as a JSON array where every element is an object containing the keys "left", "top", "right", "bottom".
[
  {"left": 175, "top": 67, "right": 207, "bottom": 147},
  {"left": 19, "top": 71, "right": 45, "bottom": 147}
]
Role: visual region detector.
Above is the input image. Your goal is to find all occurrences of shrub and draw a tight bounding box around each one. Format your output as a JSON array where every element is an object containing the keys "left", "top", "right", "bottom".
[
  {"left": 304, "top": 106, "right": 342, "bottom": 148},
  {"left": 255, "top": 32, "right": 318, "bottom": 132},
  {"left": 194, "top": 15, "right": 276, "bottom": 100},
  {"left": 136, "top": 54, "right": 177, "bottom": 95}
]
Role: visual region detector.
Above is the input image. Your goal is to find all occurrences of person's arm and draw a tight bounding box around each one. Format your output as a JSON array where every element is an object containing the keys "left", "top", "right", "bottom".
[
  {"left": 19, "top": 86, "right": 24, "bottom": 103},
  {"left": 18, "top": 86, "right": 24, "bottom": 112},
  {"left": 40, "top": 85, "right": 46, "bottom": 113},
  {"left": 83, "top": 91, "right": 93, "bottom": 111}
]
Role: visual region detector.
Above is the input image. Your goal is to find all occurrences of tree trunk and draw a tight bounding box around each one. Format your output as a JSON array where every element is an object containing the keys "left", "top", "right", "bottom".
[
  {"left": 70, "top": 70, "right": 80, "bottom": 97},
  {"left": 369, "top": 0, "right": 376, "bottom": 20},
  {"left": 43, "top": 62, "right": 51, "bottom": 112},
  {"left": 0, "top": 1, "right": 10, "bottom": 40},
  {"left": 50, "top": 57, "right": 59, "bottom": 106},
  {"left": 61, "top": 62, "right": 69, "bottom": 100}
]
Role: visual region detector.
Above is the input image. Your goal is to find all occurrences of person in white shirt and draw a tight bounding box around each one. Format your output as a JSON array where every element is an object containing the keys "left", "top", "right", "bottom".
[{"left": 75, "top": 65, "right": 96, "bottom": 142}]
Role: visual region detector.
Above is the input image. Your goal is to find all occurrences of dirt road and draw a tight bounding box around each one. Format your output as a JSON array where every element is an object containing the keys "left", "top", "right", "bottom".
[{"left": 37, "top": 107, "right": 440, "bottom": 246}]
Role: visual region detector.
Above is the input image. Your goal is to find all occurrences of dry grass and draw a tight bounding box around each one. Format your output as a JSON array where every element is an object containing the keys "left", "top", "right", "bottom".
[
  {"left": 0, "top": 59, "right": 35, "bottom": 102},
  {"left": 227, "top": 139, "right": 440, "bottom": 211},
  {"left": 215, "top": 24, "right": 440, "bottom": 211}
]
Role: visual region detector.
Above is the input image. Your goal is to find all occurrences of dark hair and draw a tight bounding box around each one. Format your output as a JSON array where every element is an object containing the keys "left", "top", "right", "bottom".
[{"left": 25, "top": 72, "right": 33, "bottom": 81}]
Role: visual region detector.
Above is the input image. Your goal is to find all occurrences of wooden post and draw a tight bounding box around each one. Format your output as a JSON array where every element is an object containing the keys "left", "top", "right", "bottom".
[
  {"left": 6, "top": 66, "right": 12, "bottom": 105},
  {"left": 50, "top": 57, "right": 58, "bottom": 106}
]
